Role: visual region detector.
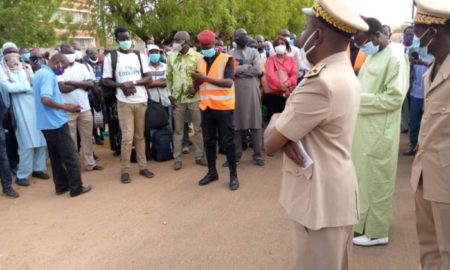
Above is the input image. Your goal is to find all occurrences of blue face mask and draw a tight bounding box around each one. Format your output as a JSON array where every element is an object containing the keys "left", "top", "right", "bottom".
[
  {"left": 202, "top": 48, "right": 216, "bottom": 58},
  {"left": 149, "top": 53, "right": 160, "bottom": 63},
  {"left": 410, "top": 35, "right": 428, "bottom": 55},
  {"left": 412, "top": 28, "right": 433, "bottom": 56},
  {"left": 411, "top": 36, "right": 421, "bottom": 49},
  {"left": 289, "top": 39, "right": 294, "bottom": 46},
  {"left": 21, "top": 53, "right": 31, "bottom": 62},
  {"left": 360, "top": 41, "right": 380, "bottom": 55},
  {"left": 232, "top": 41, "right": 237, "bottom": 49}
]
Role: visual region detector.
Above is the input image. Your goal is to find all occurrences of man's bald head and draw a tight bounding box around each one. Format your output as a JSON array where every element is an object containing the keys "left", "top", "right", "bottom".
[
  {"left": 173, "top": 31, "right": 191, "bottom": 54},
  {"left": 255, "top": 35, "right": 265, "bottom": 51},
  {"left": 174, "top": 31, "right": 190, "bottom": 42},
  {"left": 49, "top": 53, "right": 69, "bottom": 69},
  {"left": 234, "top": 28, "right": 247, "bottom": 36},
  {"left": 279, "top": 29, "right": 291, "bottom": 37},
  {"left": 233, "top": 28, "right": 248, "bottom": 41}
]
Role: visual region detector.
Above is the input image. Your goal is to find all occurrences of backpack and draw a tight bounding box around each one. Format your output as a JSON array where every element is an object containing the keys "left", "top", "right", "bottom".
[
  {"left": 151, "top": 128, "right": 173, "bottom": 162},
  {"left": 101, "top": 50, "right": 144, "bottom": 107}
]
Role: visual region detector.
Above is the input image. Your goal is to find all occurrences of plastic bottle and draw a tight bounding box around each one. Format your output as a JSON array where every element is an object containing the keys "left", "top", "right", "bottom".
[{"left": 103, "top": 130, "right": 110, "bottom": 147}]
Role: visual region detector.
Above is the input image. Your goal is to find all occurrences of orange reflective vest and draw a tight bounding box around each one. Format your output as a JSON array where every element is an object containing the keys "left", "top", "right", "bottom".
[
  {"left": 196, "top": 53, "right": 236, "bottom": 111},
  {"left": 346, "top": 46, "right": 366, "bottom": 71}
]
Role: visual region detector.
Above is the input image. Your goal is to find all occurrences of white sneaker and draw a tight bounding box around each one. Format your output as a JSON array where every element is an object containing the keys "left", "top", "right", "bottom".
[
  {"left": 182, "top": 146, "right": 190, "bottom": 154},
  {"left": 353, "top": 235, "right": 389, "bottom": 246}
]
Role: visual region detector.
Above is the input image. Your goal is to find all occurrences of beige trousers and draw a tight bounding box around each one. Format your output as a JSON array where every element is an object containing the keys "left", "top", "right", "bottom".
[
  {"left": 291, "top": 221, "right": 353, "bottom": 270},
  {"left": 68, "top": 110, "right": 96, "bottom": 170},
  {"left": 117, "top": 101, "right": 147, "bottom": 173},
  {"left": 415, "top": 184, "right": 450, "bottom": 270},
  {"left": 172, "top": 101, "right": 204, "bottom": 161}
]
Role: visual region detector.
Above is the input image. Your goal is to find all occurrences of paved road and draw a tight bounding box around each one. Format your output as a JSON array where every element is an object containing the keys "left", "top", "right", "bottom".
[{"left": 0, "top": 134, "right": 419, "bottom": 270}]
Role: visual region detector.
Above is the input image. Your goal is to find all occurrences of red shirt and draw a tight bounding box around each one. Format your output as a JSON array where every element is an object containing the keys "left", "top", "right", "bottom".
[{"left": 265, "top": 55, "right": 298, "bottom": 96}]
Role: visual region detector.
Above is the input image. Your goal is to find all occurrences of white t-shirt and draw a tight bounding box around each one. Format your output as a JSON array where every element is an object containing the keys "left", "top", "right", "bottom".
[
  {"left": 57, "top": 62, "right": 92, "bottom": 112},
  {"left": 148, "top": 62, "right": 170, "bottom": 107},
  {"left": 102, "top": 51, "right": 150, "bottom": 104}
]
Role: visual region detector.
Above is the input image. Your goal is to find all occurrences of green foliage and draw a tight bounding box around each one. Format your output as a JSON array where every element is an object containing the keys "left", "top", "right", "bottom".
[
  {"left": 0, "top": 0, "right": 63, "bottom": 47},
  {"left": 91, "top": 0, "right": 313, "bottom": 46}
]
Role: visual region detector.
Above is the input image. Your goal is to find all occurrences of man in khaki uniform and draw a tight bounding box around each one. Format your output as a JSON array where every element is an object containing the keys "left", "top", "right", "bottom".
[
  {"left": 410, "top": 1, "right": 450, "bottom": 269},
  {"left": 264, "top": 0, "right": 368, "bottom": 269}
]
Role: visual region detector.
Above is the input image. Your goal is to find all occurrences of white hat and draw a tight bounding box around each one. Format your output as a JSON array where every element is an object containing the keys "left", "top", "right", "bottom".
[
  {"left": 303, "top": 0, "right": 369, "bottom": 33},
  {"left": 2, "top": 42, "right": 18, "bottom": 51},
  {"left": 147, "top": 44, "right": 161, "bottom": 52},
  {"left": 414, "top": 0, "right": 450, "bottom": 25}
]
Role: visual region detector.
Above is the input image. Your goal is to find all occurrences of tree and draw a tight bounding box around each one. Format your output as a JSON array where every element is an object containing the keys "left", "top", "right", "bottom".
[
  {"left": 0, "top": 0, "right": 63, "bottom": 47},
  {"left": 91, "top": 0, "right": 313, "bottom": 46},
  {"left": 234, "top": 0, "right": 312, "bottom": 39}
]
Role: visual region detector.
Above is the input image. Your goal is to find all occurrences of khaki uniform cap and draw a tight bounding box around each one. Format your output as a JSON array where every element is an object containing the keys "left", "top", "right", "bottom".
[
  {"left": 302, "top": 0, "right": 369, "bottom": 33},
  {"left": 414, "top": 0, "right": 450, "bottom": 25}
]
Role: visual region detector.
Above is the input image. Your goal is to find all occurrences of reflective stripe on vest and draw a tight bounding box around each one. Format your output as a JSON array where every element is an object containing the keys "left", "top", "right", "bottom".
[{"left": 196, "top": 53, "right": 235, "bottom": 111}]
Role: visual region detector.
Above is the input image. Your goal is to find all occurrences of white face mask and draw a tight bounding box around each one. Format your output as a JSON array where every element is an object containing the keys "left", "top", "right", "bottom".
[
  {"left": 89, "top": 57, "right": 98, "bottom": 64},
  {"left": 274, "top": 45, "right": 287, "bottom": 55},
  {"left": 65, "top": 53, "right": 76, "bottom": 63},
  {"left": 75, "top": 50, "right": 82, "bottom": 60},
  {"left": 172, "top": 43, "right": 182, "bottom": 52},
  {"left": 299, "top": 30, "right": 318, "bottom": 70}
]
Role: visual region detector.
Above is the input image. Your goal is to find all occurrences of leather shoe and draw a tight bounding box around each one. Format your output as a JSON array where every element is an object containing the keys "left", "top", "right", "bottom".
[
  {"left": 198, "top": 172, "right": 219, "bottom": 186},
  {"left": 16, "top": 178, "right": 30, "bottom": 186},
  {"left": 56, "top": 187, "right": 69, "bottom": 195},
  {"left": 173, "top": 160, "right": 182, "bottom": 170},
  {"left": 139, "top": 169, "right": 155, "bottom": 178},
  {"left": 195, "top": 158, "right": 208, "bottom": 167},
  {"left": 229, "top": 176, "right": 239, "bottom": 191},
  {"left": 121, "top": 173, "right": 131, "bottom": 184},
  {"left": 70, "top": 185, "right": 92, "bottom": 197},
  {"left": 32, "top": 171, "right": 50, "bottom": 179},
  {"left": 3, "top": 188, "right": 19, "bottom": 198}
]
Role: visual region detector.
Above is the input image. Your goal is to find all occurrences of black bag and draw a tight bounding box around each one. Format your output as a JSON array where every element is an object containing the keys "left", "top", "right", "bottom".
[
  {"left": 2, "top": 94, "right": 16, "bottom": 130},
  {"left": 151, "top": 128, "right": 173, "bottom": 162},
  {"left": 88, "top": 88, "right": 103, "bottom": 112},
  {"left": 101, "top": 50, "right": 118, "bottom": 107},
  {"left": 85, "top": 63, "right": 104, "bottom": 112},
  {"left": 130, "top": 139, "right": 152, "bottom": 162},
  {"left": 145, "top": 89, "right": 169, "bottom": 133}
]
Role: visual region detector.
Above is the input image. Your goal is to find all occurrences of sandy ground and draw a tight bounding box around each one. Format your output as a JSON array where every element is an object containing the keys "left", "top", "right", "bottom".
[{"left": 0, "top": 134, "right": 419, "bottom": 270}]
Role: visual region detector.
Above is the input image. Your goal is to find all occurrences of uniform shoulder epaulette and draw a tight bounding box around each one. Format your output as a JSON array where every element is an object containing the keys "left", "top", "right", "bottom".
[{"left": 304, "top": 63, "right": 327, "bottom": 79}]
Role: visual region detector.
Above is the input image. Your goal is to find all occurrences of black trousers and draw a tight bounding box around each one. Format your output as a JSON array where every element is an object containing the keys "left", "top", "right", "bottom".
[
  {"left": 262, "top": 94, "right": 287, "bottom": 121},
  {"left": 42, "top": 123, "right": 83, "bottom": 193},
  {"left": 201, "top": 109, "right": 237, "bottom": 176},
  {"left": 106, "top": 103, "right": 121, "bottom": 152}
]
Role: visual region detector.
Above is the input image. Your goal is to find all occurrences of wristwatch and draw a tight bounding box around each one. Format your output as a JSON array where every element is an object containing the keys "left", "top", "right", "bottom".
[{"left": 132, "top": 80, "right": 137, "bottom": 85}]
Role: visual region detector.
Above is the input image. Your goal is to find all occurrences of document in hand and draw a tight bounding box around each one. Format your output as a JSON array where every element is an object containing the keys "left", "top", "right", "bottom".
[{"left": 297, "top": 141, "right": 314, "bottom": 169}]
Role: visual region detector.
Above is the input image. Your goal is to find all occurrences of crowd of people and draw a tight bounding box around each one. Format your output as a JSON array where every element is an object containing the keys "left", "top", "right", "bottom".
[{"left": 0, "top": 0, "right": 449, "bottom": 269}]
